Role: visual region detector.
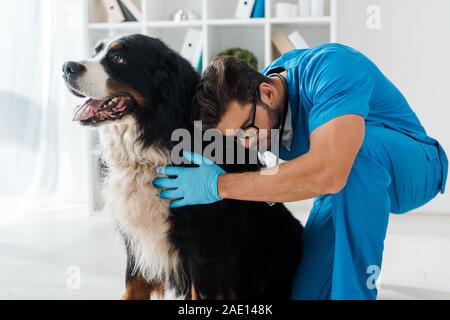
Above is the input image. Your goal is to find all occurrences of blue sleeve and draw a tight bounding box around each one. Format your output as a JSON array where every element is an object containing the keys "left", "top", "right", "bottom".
[{"left": 303, "top": 49, "right": 374, "bottom": 133}]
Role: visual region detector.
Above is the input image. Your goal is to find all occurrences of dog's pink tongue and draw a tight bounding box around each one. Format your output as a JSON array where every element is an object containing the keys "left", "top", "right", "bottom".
[{"left": 73, "top": 99, "right": 104, "bottom": 122}]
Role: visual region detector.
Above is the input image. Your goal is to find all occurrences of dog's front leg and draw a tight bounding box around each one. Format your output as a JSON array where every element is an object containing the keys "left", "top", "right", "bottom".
[
  {"left": 122, "top": 275, "right": 164, "bottom": 300},
  {"left": 121, "top": 235, "right": 165, "bottom": 300}
]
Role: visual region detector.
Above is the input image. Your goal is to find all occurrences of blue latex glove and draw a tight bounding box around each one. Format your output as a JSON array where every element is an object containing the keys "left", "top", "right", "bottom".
[{"left": 153, "top": 151, "right": 225, "bottom": 208}]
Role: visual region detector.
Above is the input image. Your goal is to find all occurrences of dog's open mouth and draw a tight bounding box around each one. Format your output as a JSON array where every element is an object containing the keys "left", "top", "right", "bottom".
[{"left": 73, "top": 95, "right": 135, "bottom": 126}]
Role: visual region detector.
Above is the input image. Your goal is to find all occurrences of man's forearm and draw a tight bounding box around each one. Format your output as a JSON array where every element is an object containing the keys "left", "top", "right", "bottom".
[
  {"left": 156, "top": 115, "right": 362, "bottom": 207},
  {"left": 217, "top": 115, "right": 365, "bottom": 203},
  {"left": 218, "top": 152, "right": 335, "bottom": 203}
]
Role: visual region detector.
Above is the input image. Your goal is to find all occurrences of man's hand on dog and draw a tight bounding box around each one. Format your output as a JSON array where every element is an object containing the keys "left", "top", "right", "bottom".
[{"left": 153, "top": 151, "right": 225, "bottom": 208}]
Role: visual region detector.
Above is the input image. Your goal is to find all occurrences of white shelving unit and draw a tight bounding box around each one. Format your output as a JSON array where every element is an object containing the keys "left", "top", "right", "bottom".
[
  {"left": 82, "top": 0, "right": 338, "bottom": 213},
  {"left": 84, "top": 0, "right": 337, "bottom": 70}
]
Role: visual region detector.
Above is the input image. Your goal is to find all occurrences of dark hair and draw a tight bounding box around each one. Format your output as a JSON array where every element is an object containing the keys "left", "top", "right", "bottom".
[{"left": 192, "top": 55, "right": 271, "bottom": 129}]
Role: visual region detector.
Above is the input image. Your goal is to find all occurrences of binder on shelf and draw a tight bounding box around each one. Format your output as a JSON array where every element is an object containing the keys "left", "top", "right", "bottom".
[
  {"left": 288, "top": 31, "right": 310, "bottom": 49},
  {"left": 118, "top": 1, "right": 137, "bottom": 21},
  {"left": 272, "top": 32, "right": 295, "bottom": 55},
  {"left": 299, "top": 0, "right": 311, "bottom": 17},
  {"left": 235, "top": 0, "right": 256, "bottom": 19},
  {"left": 181, "top": 29, "right": 203, "bottom": 70},
  {"left": 311, "top": 0, "right": 325, "bottom": 17},
  {"left": 197, "top": 54, "right": 203, "bottom": 74},
  {"left": 275, "top": 3, "right": 298, "bottom": 18},
  {"left": 101, "top": 0, "right": 126, "bottom": 23},
  {"left": 251, "top": 0, "right": 265, "bottom": 18},
  {"left": 119, "top": 0, "right": 142, "bottom": 21}
]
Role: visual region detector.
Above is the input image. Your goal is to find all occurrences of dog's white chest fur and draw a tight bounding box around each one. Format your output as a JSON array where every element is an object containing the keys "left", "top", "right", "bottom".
[{"left": 98, "top": 121, "right": 179, "bottom": 283}]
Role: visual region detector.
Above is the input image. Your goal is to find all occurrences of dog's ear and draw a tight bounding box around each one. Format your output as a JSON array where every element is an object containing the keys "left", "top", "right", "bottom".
[{"left": 136, "top": 44, "right": 200, "bottom": 148}]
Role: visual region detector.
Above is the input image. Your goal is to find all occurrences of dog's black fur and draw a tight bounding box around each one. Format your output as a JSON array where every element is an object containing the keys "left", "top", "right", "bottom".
[
  {"left": 66, "top": 34, "right": 303, "bottom": 299},
  {"left": 99, "top": 35, "right": 199, "bottom": 149}
]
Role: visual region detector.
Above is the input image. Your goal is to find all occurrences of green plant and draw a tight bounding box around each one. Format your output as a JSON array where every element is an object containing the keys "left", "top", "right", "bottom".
[{"left": 216, "top": 48, "right": 258, "bottom": 69}]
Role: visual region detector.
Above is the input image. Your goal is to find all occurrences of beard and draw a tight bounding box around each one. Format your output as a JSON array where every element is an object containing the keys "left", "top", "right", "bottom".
[
  {"left": 253, "top": 100, "right": 284, "bottom": 151},
  {"left": 260, "top": 100, "right": 283, "bottom": 129}
]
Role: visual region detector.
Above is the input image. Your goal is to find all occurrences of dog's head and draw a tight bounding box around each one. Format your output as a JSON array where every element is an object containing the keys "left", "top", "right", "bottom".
[{"left": 63, "top": 34, "right": 199, "bottom": 147}]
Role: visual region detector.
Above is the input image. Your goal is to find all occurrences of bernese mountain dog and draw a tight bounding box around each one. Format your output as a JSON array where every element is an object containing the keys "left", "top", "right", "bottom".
[{"left": 62, "top": 34, "right": 303, "bottom": 300}]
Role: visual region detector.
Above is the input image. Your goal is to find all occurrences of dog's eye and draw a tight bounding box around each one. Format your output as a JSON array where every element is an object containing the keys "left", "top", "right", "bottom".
[{"left": 112, "top": 54, "right": 126, "bottom": 64}]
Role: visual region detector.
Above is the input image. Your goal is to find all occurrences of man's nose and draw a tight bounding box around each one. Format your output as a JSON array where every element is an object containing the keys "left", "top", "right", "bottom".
[{"left": 63, "top": 61, "right": 86, "bottom": 78}]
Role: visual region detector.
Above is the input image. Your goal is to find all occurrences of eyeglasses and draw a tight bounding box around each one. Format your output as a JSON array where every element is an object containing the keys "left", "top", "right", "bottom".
[{"left": 235, "top": 89, "right": 260, "bottom": 147}]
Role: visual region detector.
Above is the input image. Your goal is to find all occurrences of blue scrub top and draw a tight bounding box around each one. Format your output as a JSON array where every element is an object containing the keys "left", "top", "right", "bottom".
[{"left": 262, "top": 43, "right": 447, "bottom": 193}]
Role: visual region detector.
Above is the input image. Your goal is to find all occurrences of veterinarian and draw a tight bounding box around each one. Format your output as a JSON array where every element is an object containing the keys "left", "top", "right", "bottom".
[{"left": 153, "top": 43, "right": 448, "bottom": 300}]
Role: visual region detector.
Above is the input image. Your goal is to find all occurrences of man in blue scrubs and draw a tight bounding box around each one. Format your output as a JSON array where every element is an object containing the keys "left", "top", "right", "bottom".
[{"left": 153, "top": 44, "right": 448, "bottom": 299}]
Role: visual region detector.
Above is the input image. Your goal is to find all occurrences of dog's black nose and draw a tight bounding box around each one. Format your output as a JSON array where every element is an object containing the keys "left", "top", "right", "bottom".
[{"left": 63, "top": 61, "right": 86, "bottom": 77}]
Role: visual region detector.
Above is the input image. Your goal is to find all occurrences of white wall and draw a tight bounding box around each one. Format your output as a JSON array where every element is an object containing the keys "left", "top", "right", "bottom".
[{"left": 337, "top": 0, "right": 450, "bottom": 213}]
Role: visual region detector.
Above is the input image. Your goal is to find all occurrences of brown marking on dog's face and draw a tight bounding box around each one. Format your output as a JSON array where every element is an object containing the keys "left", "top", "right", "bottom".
[
  {"left": 110, "top": 41, "right": 124, "bottom": 51},
  {"left": 107, "top": 79, "right": 145, "bottom": 107}
]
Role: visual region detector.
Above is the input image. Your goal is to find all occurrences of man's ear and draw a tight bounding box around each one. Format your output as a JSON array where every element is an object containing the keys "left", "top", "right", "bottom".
[{"left": 258, "top": 82, "right": 276, "bottom": 105}]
